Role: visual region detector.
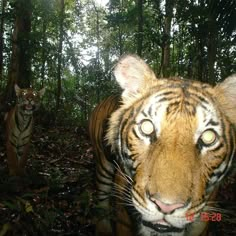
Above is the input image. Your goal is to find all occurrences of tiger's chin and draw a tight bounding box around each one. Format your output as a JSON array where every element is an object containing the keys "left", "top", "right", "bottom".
[
  {"left": 142, "top": 220, "right": 184, "bottom": 233},
  {"left": 132, "top": 197, "right": 200, "bottom": 235},
  {"left": 139, "top": 222, "right": 186, "bottom": 236},
  {"left": 137, "top": 210, "right": 206, "bottom": 236},
  {"left": 139, "top": 216, "right": 187, "bottom": 236}
]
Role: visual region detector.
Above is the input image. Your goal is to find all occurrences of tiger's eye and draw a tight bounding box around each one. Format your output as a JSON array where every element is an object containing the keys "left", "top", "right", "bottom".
[
  {"left": 22, "top": 91, "right": 27, "bottom": 96},
  {"left": 200, "top": 130, "right": 217, "bottom": 145},
  {"left": 140, "top": 120, "right": 154, "bottom": 135}
]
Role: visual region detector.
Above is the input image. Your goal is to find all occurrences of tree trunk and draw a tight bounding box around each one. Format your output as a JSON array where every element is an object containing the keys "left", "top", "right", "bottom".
[
  {"left": 117, "top": 2, "right": 124, "bottom": 56},
  {"left": 197, "top": 37, "right": 204, "bottom": 82},
  {"left": 92, "top": 1, "right": 101, "bottom": 103},
  {"left": 118, "top": 24, "right": 123, "bottom": 56},
  {"left": 207, "top": 0, "right": 217, "bottom": 84},
  {"left": 136, "top": 0, "right": 143, "bottom": 57},
  {"left": 40, "top": 19, "right": 47, "bottom": 87},
  {"left": 4, "top": 0, "right": 32, "bottom": 106},
  {"left": 93, "top": 2, "right": 100, "bottom": 63},
  {"left": 56, "top": 0, "right": 65, "bottom": 110},
  {"left": 161, "top": 0, "right": 175, "bottom": 77}
]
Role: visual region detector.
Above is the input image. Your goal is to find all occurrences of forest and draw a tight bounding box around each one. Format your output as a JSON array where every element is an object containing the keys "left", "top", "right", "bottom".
[{"left": 0, "top": 0, "right": 235, "bottom": 235}]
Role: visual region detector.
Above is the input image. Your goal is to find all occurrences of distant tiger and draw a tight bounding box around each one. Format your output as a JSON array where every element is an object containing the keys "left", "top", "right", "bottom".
[
  {"left": 5, "top": 84, "right": 45, "bottom": 175},
  {"left": 89, "top": 55, "right": 236, "bottom": 236}
]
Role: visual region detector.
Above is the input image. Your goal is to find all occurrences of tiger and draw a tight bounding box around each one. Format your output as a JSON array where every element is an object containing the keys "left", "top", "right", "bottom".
[
  {"left": 89, "top": 54, "right": 236, "bottom": 236},
  {"left": 5, "top": 84, "right": 45, "bottom": 176}
]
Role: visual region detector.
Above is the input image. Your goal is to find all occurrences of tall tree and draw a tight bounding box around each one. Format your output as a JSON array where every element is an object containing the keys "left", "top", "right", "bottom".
[
  {"left": 108, "top": 0, "right": 126, "bottom": 56},
  {"left": 40, "top": 0, "right": 49, "bottom": 88},
  {"left": 56, "top": 0, "right": 65, "bottom": 110},
  {"left": 92, "top": 1, "right": 102, "bottom": 101},
  {"left": 136, "top": 0, "right": 143, "bottom": 56},
  {"left": 207, "top": 0, "right": 217, "bottom": 84},
  {"left": 161, "top": 0, "right": 175, "bottom": 77},
  {"left": 4, "top": 0, "right": 32, "bottom": 105}
]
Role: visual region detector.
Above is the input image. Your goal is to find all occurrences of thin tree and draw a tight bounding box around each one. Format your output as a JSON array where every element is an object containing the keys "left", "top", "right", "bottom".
[
  {"left": 92, "top": 0, "right": 102, "bottom": 102},
  {"left": 56, "top": 0, "right": 65, "bottom": 110},
  {"left": 4, "top": 0, "right": 32, "bottom": 106},
  {"left": 136, "top": 0, "right": 143, "bottom": 56},
  {"left": 40, "top": 16, "right": 47, "bottom": 87},
  {"left": 207, "top": 0, "right": 217, "bottom": 84},
  {"left": 161, "top": 0, "right": 175, "bottom": 77}
]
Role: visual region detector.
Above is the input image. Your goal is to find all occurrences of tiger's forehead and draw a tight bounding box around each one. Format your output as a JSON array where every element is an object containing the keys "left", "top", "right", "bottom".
[
  {"left": 134, "top": 79, "right": 220, "bottom": 133},
  {"left": 144, "top": 82, "right": 213, "bottom": 115}
]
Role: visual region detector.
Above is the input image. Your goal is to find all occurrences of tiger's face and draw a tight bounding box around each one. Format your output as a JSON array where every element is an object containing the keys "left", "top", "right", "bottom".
[
  {"left": 15, "top": 84, "right": 45, "bottom": 115},
  {"left": 107, "top": 55, "right": 236, "bottom": 235}
]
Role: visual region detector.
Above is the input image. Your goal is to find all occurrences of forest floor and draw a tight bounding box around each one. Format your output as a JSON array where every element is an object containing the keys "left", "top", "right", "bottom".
[
  {"left": 0, "top": 124, "right": 95, "bottom": 236},
  {"left": 0, "top": 122, "right": 235, "bottom": 235}
]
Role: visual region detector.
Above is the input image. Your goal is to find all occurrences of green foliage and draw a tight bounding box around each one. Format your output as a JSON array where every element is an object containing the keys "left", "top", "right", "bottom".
[{"left": 1, "top": 0, "right": 235, "bottom": 123}]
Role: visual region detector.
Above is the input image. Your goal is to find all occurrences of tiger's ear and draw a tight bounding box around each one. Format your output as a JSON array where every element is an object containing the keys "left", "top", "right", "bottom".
[
  {"left": 14, "top": 84, "right": 21, "bottom": 97},
  {"left": 214, "top": 74, "right": 236, "bottom": 125},
  {"left": 114, "top": 54, "right": 157, "bottom": 98},
  {"left": 39, "top": 87, "right": 46, "bottom": 97}
]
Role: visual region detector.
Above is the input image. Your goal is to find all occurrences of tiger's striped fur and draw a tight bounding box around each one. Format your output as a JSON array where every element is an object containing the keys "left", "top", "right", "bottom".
[
  {"left": 5, "top": 84, "right": 45, "bottom": 175},
  {"left": 89, "top": 95, "right": 121, "bottom": 235},
  {"left": 89, "top": 55, "right": 236, "bottom": 236}
]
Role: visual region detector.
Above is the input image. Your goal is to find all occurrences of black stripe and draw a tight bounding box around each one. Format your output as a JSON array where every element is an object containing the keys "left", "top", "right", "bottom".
[
  {"left": 132, "top": 127, "right": 139, "bottom": 139},
  {"left": 97, "top": 196, "right": 110, "bottom": 201},
  {"left": 97, "top": 158, "right": 114, "bottom": 176},
  {"left": 147, "top": 105, "right": 154, "bottom": 117},
  {"left": 24, "top": 117, "right": 32, "bottom": 131},
  {"left": 22, "top": 134, "right": 31, "bottom": 140},
  {"left": 96, "top": 176, "right": 113, "bottom": 186},
  {"left": 157, "top": 97, "right": 172, "bottom": 103},
  {"left": 16, "top": 143, "right": 28, "bottom": 148},
  {"left": 166, "top": 101, "right": 180, "bottom": 114},
  {"left": 132, "top": 187, "right": 144, "bottom": 203},
  {"left": 15, "top": 111, "right": 20, "bottom": 128},
  {"left": 141, "top": 110, "right": 148, "bottom": 117},
  {"left": 119, "top": 118, "right": 128, "bottom": 158},
  {"left": 195, "top": 102, "right": 209, "bottom": 112},
  {"left": 156, "top": 91, "right": 173, "bottom": 97},
  {"left": 211, "top": 142, "right": 225, "bottom": 153},
  {"left": 206, "top": 119, "right": 219, "bottom": 126},
  {"left": 191, "top": 92, "right": 209, "bottom": 105},
  {"left": 97, "top": 166, "right": 113, "bottom": 179},
  {"left": 10, "top": 141, "right": 17, "bottom": 148}
]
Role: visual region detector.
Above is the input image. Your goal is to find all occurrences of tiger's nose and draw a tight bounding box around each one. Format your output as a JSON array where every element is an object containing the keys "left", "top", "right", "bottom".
[{"left": 149, "top": 195, "right": 185, "bottom": 213}]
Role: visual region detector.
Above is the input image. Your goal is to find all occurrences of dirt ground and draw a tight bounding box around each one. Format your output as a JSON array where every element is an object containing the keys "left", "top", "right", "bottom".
[{"left": 0, "top": 123, "right": 235, "bottom": 235}]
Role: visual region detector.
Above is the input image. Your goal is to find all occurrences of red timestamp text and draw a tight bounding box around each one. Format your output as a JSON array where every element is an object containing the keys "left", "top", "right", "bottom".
[{"left": 185, "top": 212, "right": 222, "bottom": 222}]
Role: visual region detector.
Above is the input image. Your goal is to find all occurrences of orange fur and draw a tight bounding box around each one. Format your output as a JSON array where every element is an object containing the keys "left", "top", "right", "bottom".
[
  {"left": 5, "top": 106, "right": 32, "bottom": 175},
  {"left": 5, "top": 85, "right": 45, "bottom": 175},
  {"left": 90, "top": 55, "right": 236, "bottom": 236}
]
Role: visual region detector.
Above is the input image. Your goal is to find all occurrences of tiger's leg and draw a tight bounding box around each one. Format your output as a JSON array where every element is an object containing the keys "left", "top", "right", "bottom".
[
  {"left": 18, "top": 143, "right": 30, "bottom": 175},
  {"left": 95, "top": 152, "right": 115, "bottom": 236},
  {"left": 6, "top": 142, "right": 19, "bottom": 176},
  {"left": 114, "top": 171, "right": 133, "bottom": 236}
]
